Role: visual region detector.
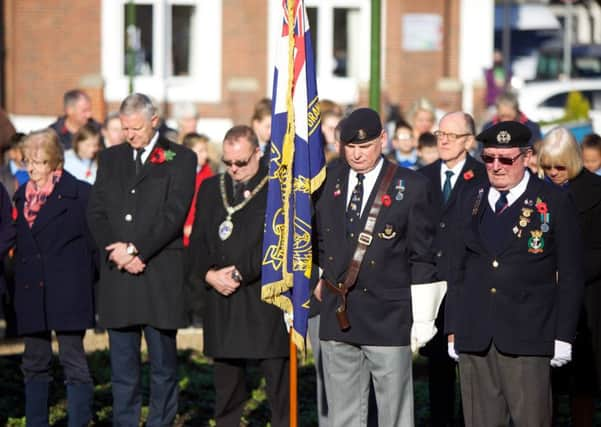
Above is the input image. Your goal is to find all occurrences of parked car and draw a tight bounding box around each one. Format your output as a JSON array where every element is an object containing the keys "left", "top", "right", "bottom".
[{"left": 517, "top": 78, "right": 601, "bottom": 135}]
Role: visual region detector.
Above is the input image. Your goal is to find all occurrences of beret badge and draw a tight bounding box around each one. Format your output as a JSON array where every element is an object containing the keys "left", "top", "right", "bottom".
[
  {"left": 357, "top": 129, "right": 367, "bottom": 140},
  {"left": 496, "top": 130, "right": 511, "bottom": 144}
]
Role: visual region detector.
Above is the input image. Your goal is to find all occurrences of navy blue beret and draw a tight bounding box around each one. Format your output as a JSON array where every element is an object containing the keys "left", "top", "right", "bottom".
[
  {"left": 477, "top": 121, "right": 532, "bottom": 148},
  {"left": 339, "top": 108, "right": 383, "bottom": 144}
]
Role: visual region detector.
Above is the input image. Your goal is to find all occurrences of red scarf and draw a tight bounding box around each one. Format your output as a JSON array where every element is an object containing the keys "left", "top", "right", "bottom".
[{"left": 23, "top": 170, "right": 63, "bottom": 228}]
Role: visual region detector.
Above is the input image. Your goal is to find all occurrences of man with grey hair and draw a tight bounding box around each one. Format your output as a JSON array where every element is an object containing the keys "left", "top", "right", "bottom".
[
  {"left": 173, "top": 101, "right": 199, "bottom": 143},
  {"left": 88, "top": 92, "right": 196, "bottom": 426},
  {"left": 49, "top": 89, "right": 101, "bottom": 150},
  {"left": 482, "top": 91, "right": 542, "bottom": 146}
]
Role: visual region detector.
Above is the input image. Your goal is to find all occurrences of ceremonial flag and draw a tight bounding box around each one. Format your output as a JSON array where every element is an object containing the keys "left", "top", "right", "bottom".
[{"left": 261, "top": 0, "right": 325, "bottom": 350}]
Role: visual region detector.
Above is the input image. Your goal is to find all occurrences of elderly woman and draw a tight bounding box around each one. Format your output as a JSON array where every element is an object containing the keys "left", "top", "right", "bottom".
[
  {"left": 539, "top": 127, "right": 601, "bottom": 426},
  {"left": 13, "top": 129, "right": 96, "bottom": 426}
]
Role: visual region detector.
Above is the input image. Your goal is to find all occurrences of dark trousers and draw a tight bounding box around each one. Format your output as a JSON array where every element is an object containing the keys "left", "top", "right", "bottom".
[
  {"left": 213, "top": 357, "right": 289, "bottom": 427},
  {"left": 21, "top": 330, "right": 91, "bottom": 384},
  {"left": 459, "top": 344, "right": 551, "bottom": 427},
  {"left": 108, "top": 325, "right": 178, "bottom": 427}
]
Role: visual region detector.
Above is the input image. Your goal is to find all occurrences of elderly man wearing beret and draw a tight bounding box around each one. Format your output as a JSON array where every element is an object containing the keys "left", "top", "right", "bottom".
[
  {"left": 445, "top": 121, "right": 584, "bottom": 426},
  {"left": 313, "top": 107, "right": 446, "bottom": 427}
]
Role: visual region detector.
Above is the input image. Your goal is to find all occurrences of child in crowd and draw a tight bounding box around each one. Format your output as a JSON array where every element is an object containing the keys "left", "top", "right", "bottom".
[
  {"left": 416, "top": 131, "right": 439, "bottom": 168},
  {"left": 581, "top": 133, "right": 601, "bottom": 175},
  {"left": 182, "top": 132, "right": 213, "bottom": 247},
  {"left": 388, "top": 120, "right": 418, "bottom": 169}
]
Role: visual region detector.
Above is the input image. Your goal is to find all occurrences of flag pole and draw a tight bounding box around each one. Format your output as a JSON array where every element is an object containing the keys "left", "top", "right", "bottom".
[
  {"left": 290, "top": 334, "right": 298, "bottom": 427},
  {"left": 369, "top": 0, "right": 381, "bottom": 111}
]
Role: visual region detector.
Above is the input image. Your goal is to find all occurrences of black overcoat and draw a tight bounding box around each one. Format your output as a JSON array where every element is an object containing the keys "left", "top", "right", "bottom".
[
  {"left": 13, "top": 171, "right": 95, "bottom": 335},
  {"left": 446, "top": 174, "right": 585, "bottom": 356},
  {"left": 87, "top": 137, "right": 197, "bottom": 329},
  {"left": 315, "top": 158, "right": 438, "bottom": 346},
  {"left": 187, "top": 167, "right": 289, "bottom": 359}
]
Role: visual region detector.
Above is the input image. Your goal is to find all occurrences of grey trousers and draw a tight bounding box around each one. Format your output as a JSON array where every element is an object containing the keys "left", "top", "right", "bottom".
[
  {"left": 321, "top": 340, "right": 413, "bottom": 427},
  {"left": 308, "top": 315, "right": 331, "bottom": 427},
  {"left": 459, "top": 344, "right": 552, "bottom": 427}
]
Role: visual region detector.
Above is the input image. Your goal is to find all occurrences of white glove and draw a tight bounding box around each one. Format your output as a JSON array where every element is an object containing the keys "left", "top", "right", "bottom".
[
  {"left": 550, "top": 340, "right": 572, "bottom": 367},
  {"left": 411, "top": 320, "right": 436, "bottom": 353},
  {"left": 448, "top": 342, "right": 459, "bottom": 362},
  {"left": 283, "top": 311, "right": 293, "bottom": 333},
  {"left": 410, "top": 281, "right": 447, "bottom": 352}
]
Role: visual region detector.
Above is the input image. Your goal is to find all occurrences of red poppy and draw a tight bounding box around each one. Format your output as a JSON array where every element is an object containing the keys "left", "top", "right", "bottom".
[
  {"left": 536, "top": 201, "right": 548, "bottom": 214},
  {"left": 463, "top": 170, "right": 474, "bottom": 181},
  {"left": 382, "top": 194, "right": 392, "bottom": 207},
  {"left": 150, "top": 148, "right": 167, "bottom": 164}
]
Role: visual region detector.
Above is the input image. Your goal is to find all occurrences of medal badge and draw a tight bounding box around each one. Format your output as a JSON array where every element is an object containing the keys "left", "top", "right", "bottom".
[
  {"left": 395, "top": 179, "right": 405, "bottom": 201},
  {"left": 378, "top": 224, "right": 397, "bottom": 240},
  {"left": 218, "top": 174, "right": 269, "bottom": 241},
  {"left": 528, "top": 230, "right": 545, "bottom": 254}
]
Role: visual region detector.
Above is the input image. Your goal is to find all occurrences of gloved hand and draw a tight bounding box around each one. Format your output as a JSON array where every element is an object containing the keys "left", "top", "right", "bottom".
[
  {"left": 283, "top": 311, "right": 293, "bottom": 333},
  {"left": 448, "top": 341, "right": 459, "bottom": 362},
  {"left": 411, "top": 321, "right": 437, "bottom": 353},
  {"left": 550, "top": 340, "right": 572, "bottom": 367}
]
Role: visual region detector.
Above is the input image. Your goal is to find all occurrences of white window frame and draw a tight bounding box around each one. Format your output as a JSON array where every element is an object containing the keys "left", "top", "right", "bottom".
[
  {"left": 101, "top": 0, "right": 222, "bottom": 103},
  {"left": 267, "top": 0, "right": 371, "bottom": 105}
]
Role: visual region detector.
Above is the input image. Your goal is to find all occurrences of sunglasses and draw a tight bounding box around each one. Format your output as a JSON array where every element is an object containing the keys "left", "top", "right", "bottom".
[
  {"left": 481, "top": 152, "right": 523, "bottom": 166},
  {"left": 221, "top": 152, "right": 255, "bottom": 168},
  {"left": 541, "top": 164, "right": 567, "bottom": 172}
]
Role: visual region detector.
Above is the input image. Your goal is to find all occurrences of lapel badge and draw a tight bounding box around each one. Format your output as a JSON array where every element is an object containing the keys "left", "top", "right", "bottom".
[
  {"left": 513, "top": 226, "right": 519, "bottom": 235},
  {"left": 395, "top": 179, "right": 405, "bottom": 201},
  {"left": 378, "top": 224, "right": 397, "bottom": 240},
  {"left": 519, "top": 217, "right": 529, "bottom": 228},
  {"left": 524, "top": 199, "right": 534, "bottom": 207},
  {"left": 521, "top": 207, "right": 533, "bottom": 218},
  {"left": 528, "top": 230, "right": 544, "bottom": 254},
  {"left": 334, "top": 182, "right": 341, "bottom": 197}
]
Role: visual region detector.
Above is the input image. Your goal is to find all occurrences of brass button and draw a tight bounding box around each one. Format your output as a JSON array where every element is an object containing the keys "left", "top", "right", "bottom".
[
  {"left": 327, "top": 256, "right": 334, "bottom": 261},
  {"left": 350, "top": 232, "right": 355, "bottom": 238},
  {"left": 490, "top": 287, "right": 497, "bottom": 294},
  {"left": 125, "top": 214, "right": 133, "bottom": 222},
  {"left": 131, "top": 189, "right": 136, "bottom": 194},
  {"left": 369, "top": 260, "right": 376, "bottom": 267},
  {"left": 436, "top": 250, "right": 443, "bottom": 258},
  {"left": 440, "top": 222, "right": 446, "bottom": 229},
  {"left": 363, "top": 288, "right": 368, "bottom": 292},
  {"left": 492, "top": 260, "right": 499, "bottom": 268}
]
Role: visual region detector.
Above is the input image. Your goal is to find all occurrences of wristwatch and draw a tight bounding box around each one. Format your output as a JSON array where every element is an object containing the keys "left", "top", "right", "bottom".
[{"left": 126, "top": 243, "right": 138, "bottom": 256}]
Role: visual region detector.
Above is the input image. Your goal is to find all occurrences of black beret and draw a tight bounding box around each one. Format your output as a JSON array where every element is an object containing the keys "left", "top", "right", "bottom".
[
  {"left": 476, "top": 121, "right": 532, "bottom": 148},
  {"left": 339, "top": 108, "right": 382, "bottom": 144}
]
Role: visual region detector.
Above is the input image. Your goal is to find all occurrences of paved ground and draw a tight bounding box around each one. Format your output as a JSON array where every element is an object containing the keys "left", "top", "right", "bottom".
[{"left": 0, "top": 327, "right": 204, "bottom": 356}]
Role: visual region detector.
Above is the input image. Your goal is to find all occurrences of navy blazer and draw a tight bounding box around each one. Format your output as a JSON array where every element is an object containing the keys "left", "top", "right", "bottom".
[
  {"left": 13, "top": 171, "right": 96, "bottom": 335},
  {"left": 315, "top": 158, "right": 438, "bottom": 346},
  {"left": 446, "top": 174, "right": 584, "bottom": 356},
  {"left": 418, "top": 155, "right": 487, "bottom": 282}
]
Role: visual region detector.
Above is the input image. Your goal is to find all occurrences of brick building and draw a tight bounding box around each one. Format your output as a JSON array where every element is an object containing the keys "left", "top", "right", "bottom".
[{"left": 1, "top": 0, "right": 495, "bottom": 139}]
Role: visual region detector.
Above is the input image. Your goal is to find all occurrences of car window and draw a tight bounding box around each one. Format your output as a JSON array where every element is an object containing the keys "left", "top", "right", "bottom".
[{"left": 538, "top": 90, "right": 595, "bottom": 108}]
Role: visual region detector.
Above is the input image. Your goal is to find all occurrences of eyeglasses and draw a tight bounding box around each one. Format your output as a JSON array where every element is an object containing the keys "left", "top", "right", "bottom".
[
  {"left": 433, "top": 130, "right": 471, "bottom": 141},
  {"left": 23, "top": 158, "right": 49, "bottom": 167},
  {"left": 221, "top": 151, "right": 255, "bottom": 168},
  {"left": 481, "top": 152, "right": 524, "bottom": 166},
  {"left": 541, "top": 164, "right": 567, "bottom": 172}
]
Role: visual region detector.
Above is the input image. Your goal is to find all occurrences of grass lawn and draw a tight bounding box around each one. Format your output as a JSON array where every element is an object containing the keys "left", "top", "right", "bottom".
[{"left": 0, "top": 349, "right": 599, "bottom": 426}]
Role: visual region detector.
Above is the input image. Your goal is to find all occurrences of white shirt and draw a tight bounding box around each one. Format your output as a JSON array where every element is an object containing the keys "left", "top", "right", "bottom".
[
  {"left": 440, "top": 158, "right": 466, "bottom": 191},
  {"left": 488, "top": 170, "right": 530, "bottom": 212},
  {"left": 132, "top": 131, "right": 159, "bottom": 164},
  {"left": 346, "top": 157, "right": 384, "bottom": 217},
  {"left": 63, "top": 149, "right": 98, "bottom": 184}
]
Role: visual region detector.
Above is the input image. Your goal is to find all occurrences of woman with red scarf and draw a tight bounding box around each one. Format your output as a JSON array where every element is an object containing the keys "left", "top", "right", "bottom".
[{"left": 13, "top": 128, "right": 96, "bottom": 426}]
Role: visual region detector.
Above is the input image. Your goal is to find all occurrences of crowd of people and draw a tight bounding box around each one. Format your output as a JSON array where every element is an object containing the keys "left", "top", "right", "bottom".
[{"left": 0, "top": 86, "right": 599, "bottom": 427}]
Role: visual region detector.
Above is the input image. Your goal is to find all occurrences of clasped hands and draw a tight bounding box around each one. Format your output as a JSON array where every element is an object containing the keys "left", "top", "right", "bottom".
[
  {"left": 205, "top": 265, "right": 242, "bottom": 297},
  {"left": 106, "top": 242, "right": 145, "bottom": 274}
]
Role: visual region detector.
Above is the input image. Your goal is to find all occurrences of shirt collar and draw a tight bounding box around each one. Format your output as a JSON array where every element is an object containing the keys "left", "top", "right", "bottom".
[{"left": 349, "top": 156, "right": 384, "bottom": 182}]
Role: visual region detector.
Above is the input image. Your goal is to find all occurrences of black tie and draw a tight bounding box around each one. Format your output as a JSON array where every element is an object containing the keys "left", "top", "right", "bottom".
[
  {"left": 442, "top": 171, "right": 454, "bottom": 203},
  {"left": 495, "top": 190, "right": 509, "bottom": 214},
  {"left": 233, "top": 181, "right": 245, "bottom": 204},
  {"left": 135, "top": 147, "right": 145, "bottom": 175},
  {"left": 347, "top": 173, "right": 365, "bottom": 236}
]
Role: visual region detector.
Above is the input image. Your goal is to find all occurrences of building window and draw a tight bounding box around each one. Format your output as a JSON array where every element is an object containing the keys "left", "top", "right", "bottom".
[{"left": 102, "top": 0, "right": 222, "bottom": 103}]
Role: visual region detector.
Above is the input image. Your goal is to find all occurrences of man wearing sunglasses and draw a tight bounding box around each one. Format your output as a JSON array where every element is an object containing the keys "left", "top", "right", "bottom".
[
  {"left": 445, "top": 121, "right": 584, "bottom": 426},
  {"left": 418, "top": 111, "right": 486, "bottom": 427},
  {"left": 314, "top": 108, "right": 445, "bottom": 427},
  {"left": 187, "top": 125, "right": 289, "bottom": 426}
]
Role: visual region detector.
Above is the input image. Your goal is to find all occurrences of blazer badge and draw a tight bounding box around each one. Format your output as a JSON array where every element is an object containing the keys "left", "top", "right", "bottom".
[
  {"left": 378, "top": 224, "right": 396, "bottom": 240},
  {"left": 528, "top": 230, "right": 544, "bottom": 254}
]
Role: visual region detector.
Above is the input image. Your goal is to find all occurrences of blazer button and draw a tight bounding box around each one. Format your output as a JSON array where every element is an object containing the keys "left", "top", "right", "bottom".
[
  {"left": 439, "top": 222, "right": 446, "bottom": 229},
  {"left": 58, "top": 194, "right": 62, "bottom": 199},
  {"left": 327, "top": 256, "right": 334, "bottom": 261},
  {"left": 363, "top": 288, "right": 368, "bottom": 292},
  {"left": 369, "top": 260, "right": 376, "bottom": 267},
  {"left": 131, "top": 189, "right": 136, "bottom": 194},
  {"left": 125, "top": 214, "right": 133, "bottom": 222},
  {"left": 436, "top": 250, "right": 443, "bottom": 258},
  {"left": 490, "top": 287, "right": 497, "bottom": 294},
  {"left": 492, "top": 260, "right": 499, "bottom": 268}
]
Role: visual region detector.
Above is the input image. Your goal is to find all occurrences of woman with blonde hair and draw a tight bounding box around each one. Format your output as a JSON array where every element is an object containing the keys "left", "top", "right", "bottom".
[
  {"left": 539, "top": 127, "right": 601, "bottom": 426},
  {"left": 406, "top": 97, "right": 437, "bottom": 141},
  {"left": 14, "top": 128, "right": 96, "bottom": 426}
]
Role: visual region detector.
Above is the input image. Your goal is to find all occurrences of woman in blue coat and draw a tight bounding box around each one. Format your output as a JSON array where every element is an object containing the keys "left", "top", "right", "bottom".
[{"left": 13, "top": 128, "right": 96, "bottom": 427}]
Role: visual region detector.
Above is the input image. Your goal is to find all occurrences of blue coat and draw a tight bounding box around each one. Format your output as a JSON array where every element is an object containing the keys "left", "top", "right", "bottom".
[{"left": 13, "top": 171, "right": 96, "bottom": 335}]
